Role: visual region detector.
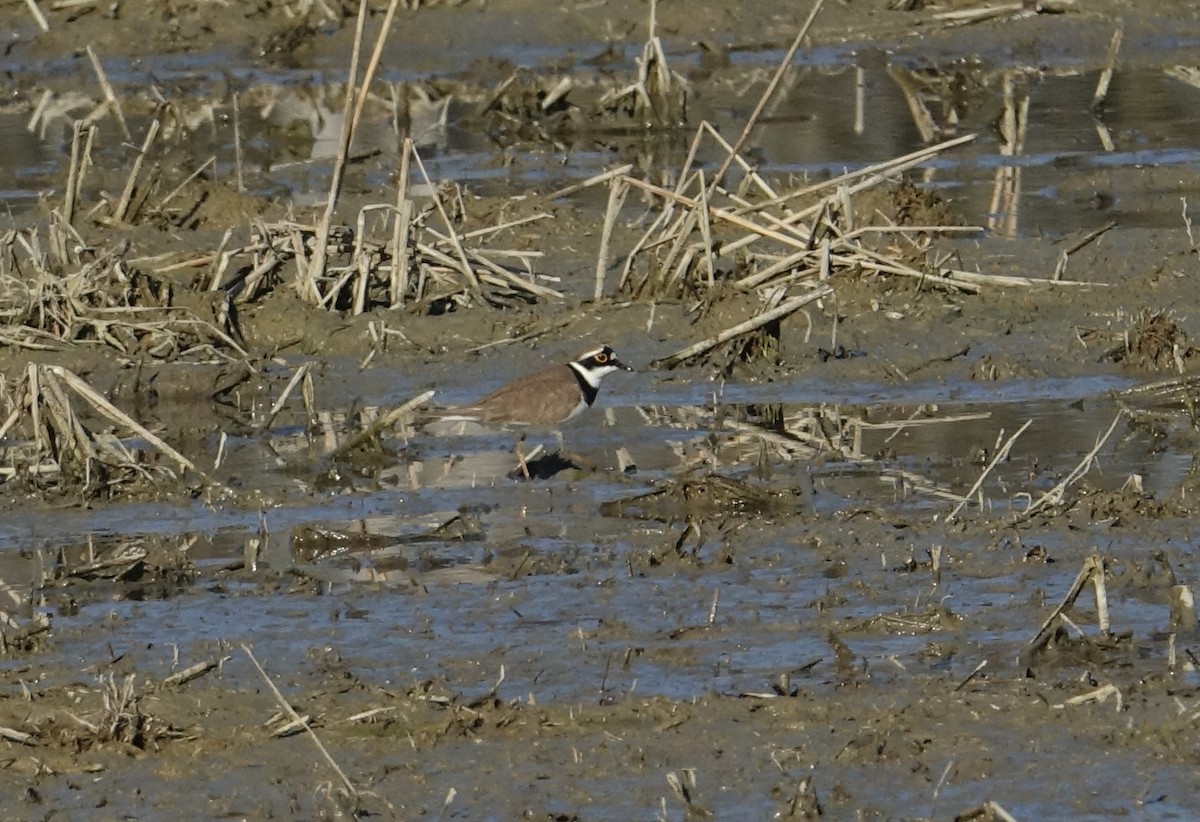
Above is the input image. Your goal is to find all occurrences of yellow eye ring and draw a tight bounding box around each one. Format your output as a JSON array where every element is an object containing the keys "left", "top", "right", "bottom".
[{"left": 595, "top": 353, "right": 609, "bottom": 363}]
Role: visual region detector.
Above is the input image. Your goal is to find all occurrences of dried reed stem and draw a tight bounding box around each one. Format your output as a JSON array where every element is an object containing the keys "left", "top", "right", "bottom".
[
  {"left": 708, "top": 0, "right": 825, "bottom": 194},
  {"left": 390, "top": 137, "right": 413, "bottom": 306},
  {"left": 547, "top": 164, "right": 634, "bottom": 201},
  {"left": 945, "top": 419, "right": 1032, "bottom": 523},
  {"left": 594, "top": 178, "right": 629, "bottom": 300},
  {"left": 1014, "top": 413, "right": 1123, "bottom": 522},
  {"left": 1092, "top": 26, "right": 1123, "bottom": 110},
  {"left": 158, "top": 156, "right": 216, "bottom": 211},
  {"left": 85, "top": 45, "right": 130, "bottom": 140},
  {"left": 304, "top": 0, "right": 369, "bottom": 303},
  {"left": 1020, "top": 552, "right": 1107, "bottom": 667},
  {"left": 231, "top": 90, "right": 244, "bottom": 192},
  {"left": 63, "top": 120, "right": 87, "bottom": 224},
  {"left": 410, "top": 147, "right": 482, "bottom": 297},
  {"left": 253, "top": 363, "right": 313, "bottom": 435},
  {"left": 113, "top": 117, "right": 160, "bottom": 223},
  {"left": 241, "top": 644, "right": 358, "bottom": 803},
  {"left": 45, "top": 366, "right": 195, "bottom": 473},
  {"left": 651, "top": 286, "right": 832, "bottom": 369},
  {"left": 350, "top": 0, "right": 403, "bottom": 132},
  {"left": 23, "top": 0, "right": 48, "bottom": 31},
  {"left": 1053, "top": 219, "right": 1116, "bottom": 280},
  {"left": 327, "top": 389, "right": 436, "bottom": 460},
  {"left": 696, "top": 170, "right": 716, "bottom": 287}
]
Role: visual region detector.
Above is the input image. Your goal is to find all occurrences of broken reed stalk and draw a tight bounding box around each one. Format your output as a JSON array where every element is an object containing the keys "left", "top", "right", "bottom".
[
  {"left": 390, "top": 137, "right": 414, "bottom": 306},
  {"left": 348, "top": 204, "right": 394, "bottom": 314},
  {"left": 45, "top": 366, "right": 196, "bottom": 473},
  {"left": 63, "top": 120, "right": 89, "bottom": 224},
  {"left": 77, "top": 124, "right": 97, "bottom": 209},
  {"left": 546, "top": 164, "right": 634, "bottom": 201},
  {"left": 326, "top": 389, "right": 435, "bottom": 461},
  {"left": 700, "top": 121, "right": 778, "bottom": 199},
  {"left": 85, "top": 44, "right": 130, "bottom": 140},
  {"left": 751, "top": 133, "right": 977, "bottom": 215},
  {"left": 231, "top": 90, "right": 244, "bottom": 192},
  {"left": 241, "top": 644, "right": 359, "bottom": 803},
  {"left": 112, "top": 117, "right": 160, "bottom": 224},
  {"left": 945, "top": 419, "right": 1032, "bottom": 523},
  {"left": 1092, "top": 26, "right": 1123, "bottom": 111},
  {"left": 162, "top": 658, "right": 228, "bottom": 688},
  {"left": 349, "top": 0, "right": 403, "bottom": 133},
  {"left": 651, "top": 285, "right": 833, "bottom": 369},
  {"left": 309, "top": 0, "right": 402, "bottom": 309},
  {"left": 623, "top": 175, "right": 812, "bottom": 252},
  {"left": 708, "top": 0, "right": 826, "bottom": 194},
  {"left": 23, "top": 0, "right": 49, "bottom": 32},
  {"left": 158, "top": 156, "right": 216, "bottom": 211},
  {"left": 304, "top": 0, "right": 369, "bottom": 304},
  {"left": 1020, "top": 552, "right": 1108, "bottom": 668},
  {"left": 1013, "top": 413, "right": 1123, "bottom": 523},
  {"left": 594, "top": 178, "right": 629, "bottom": 300},
  {"left": 409, "top": 147, "right": 483, "bottom": 297},
  {"left": 1053, "top": 219, "right": 1117, "bottom": 280},
  {"left": 253, "top": 363, "right": 313, "bottom": 435},
  {"left": 696, "top": 170, "right": 716, "bottom": 287}
]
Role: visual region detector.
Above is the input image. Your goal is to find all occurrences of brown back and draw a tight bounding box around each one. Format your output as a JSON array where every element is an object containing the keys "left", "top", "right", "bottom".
[{"left": 463, "top": 363, "right": 586, "bottom": 426}]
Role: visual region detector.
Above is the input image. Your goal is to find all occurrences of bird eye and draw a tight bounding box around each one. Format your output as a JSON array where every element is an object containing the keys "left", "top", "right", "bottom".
[{"left": 595, "top": 352, "right": 609, "bottom": 363}]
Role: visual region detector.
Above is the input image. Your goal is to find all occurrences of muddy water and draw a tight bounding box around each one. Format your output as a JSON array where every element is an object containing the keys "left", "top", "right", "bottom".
[
  {"left": 7, "top": 50, "right": 1200, "bottom": 235},
  {"left": 8, "top": 374, "right": 1200, "bottom": 818},
  {"left": 5, "top": 3, "right": 1200, "bottom": 819}
]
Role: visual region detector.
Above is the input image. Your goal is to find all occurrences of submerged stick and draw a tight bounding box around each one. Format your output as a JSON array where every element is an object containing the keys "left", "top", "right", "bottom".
[{"left": 651, "top": 286, "right": 832, "bottom": 369}]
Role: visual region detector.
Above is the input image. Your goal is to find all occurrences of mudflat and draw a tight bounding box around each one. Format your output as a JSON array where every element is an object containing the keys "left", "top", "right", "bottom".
[{"left": 2, "top": 1, "right": 1200, "bottom": 819}]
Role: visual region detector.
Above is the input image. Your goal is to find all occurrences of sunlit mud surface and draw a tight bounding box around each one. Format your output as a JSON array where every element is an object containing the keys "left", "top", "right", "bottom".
[{"left": 4, "top": 1, "right": 1200, "bottom": 819}]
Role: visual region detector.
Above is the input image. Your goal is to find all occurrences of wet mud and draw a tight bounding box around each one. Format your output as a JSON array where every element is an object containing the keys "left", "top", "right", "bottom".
[{"left": 3, "top": 0, "right": 1200, "bottom": 819}]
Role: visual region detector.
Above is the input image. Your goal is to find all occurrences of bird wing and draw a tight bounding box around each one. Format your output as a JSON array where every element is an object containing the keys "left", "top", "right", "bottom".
[{"left": 465, "top": 364, "right": 584, "bottom": 426}]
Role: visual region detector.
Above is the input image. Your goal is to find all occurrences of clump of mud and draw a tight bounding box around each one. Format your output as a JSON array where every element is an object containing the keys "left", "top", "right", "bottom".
[{"left": 1109, "top": 309, "right": 1195, "bottom": 371}]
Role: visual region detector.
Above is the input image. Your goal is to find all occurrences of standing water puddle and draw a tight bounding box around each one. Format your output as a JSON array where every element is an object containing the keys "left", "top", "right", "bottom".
[
  {"left": 4, "top": 373, "right": 1193, "bottom": 701},
  {"left": 4, "top": 48, "right": 1200, "bottom": 235}
]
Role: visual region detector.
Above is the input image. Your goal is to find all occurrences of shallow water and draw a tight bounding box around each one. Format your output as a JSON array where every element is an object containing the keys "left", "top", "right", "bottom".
[
  {"left": 5, "top": 372, "right": 1191, "bottom": 698},
  {"left": 0, "top": 371, "right": 1169, "bottom": 547},
  {"left": 6, "top": 39, "right": 1200, "bottom": 236}
]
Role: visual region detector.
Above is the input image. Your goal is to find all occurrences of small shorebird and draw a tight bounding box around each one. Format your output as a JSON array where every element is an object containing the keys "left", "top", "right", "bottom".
[{"left": 436, "top": 344, "right": 633, "bottom": 477}]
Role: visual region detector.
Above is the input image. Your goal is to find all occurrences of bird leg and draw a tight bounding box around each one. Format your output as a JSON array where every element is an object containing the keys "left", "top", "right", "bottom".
[{"left": 554, "top": 430, "right": 595, "bottom": 471}]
